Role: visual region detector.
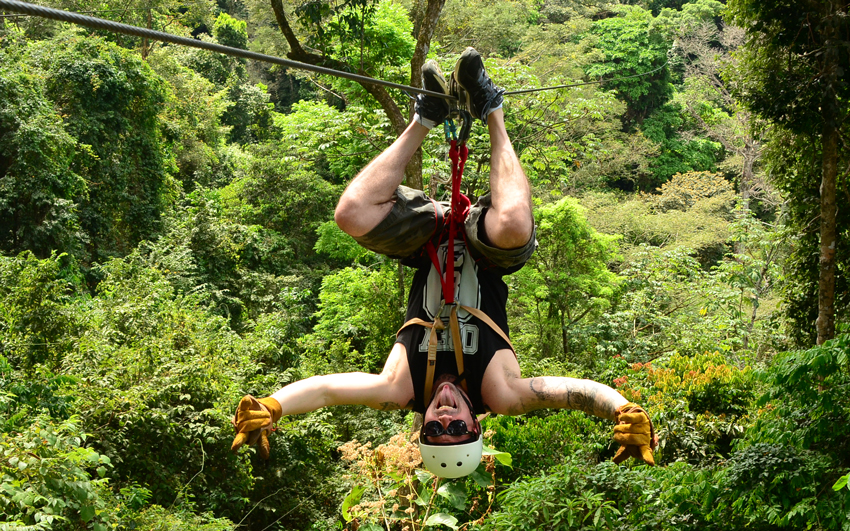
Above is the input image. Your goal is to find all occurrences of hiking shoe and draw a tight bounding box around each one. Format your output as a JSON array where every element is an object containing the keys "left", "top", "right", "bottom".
[
  {"left": 414, "top": 60, "right": 450, "bottom": 128},
  {"left": 450, "top": 47, "right": 505, "bottom": 125}
]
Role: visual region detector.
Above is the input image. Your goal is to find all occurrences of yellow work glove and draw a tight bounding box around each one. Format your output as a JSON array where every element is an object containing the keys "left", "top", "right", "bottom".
[
  {"left": 612, "top": 402, "right": 658, "bottom": 466},
  {"left": 230, "top": 395, "right": 282, "bottom": 459}
]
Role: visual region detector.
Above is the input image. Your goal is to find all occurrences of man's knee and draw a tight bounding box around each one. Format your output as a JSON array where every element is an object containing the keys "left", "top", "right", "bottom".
[
  {"left": 488, "top": 206, "right": 534, "bottom": 250},
  {"left": 335, "top": 194, "right": 397, "bottom": 239},
  {"left": 334, "top": 197, "right": 363, "bottom": 237}
]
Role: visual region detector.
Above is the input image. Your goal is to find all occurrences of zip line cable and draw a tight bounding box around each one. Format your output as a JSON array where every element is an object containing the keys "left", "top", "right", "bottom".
[
  {"left": 0, "top": 7, "right": 151, "bottom": 18},
  {"left": 503, "top": 60, "right": 669, "bottom": 95},
  {"left": 0, "top": 0, "right": 454, "bottom": 100},
  {"left": 0, "top": 0, "right": 669, "bottom": 100}
]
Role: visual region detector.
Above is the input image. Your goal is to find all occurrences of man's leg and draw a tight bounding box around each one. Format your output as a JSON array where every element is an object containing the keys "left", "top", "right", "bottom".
[
  {"left": 334, "top": 121, "right": 429, "bottom": 238},
  {"left": 336, "top": 60, "right": 450, "bottom": 239},
  {"left": 451, "top": 47, "right": 533, "bottom": 250},
  {"left": 484, "top": 108, "right": 533, "bottom": 250}
]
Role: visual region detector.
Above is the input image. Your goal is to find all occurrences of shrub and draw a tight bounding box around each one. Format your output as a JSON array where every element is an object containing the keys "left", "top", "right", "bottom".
[
  {"left": 716, "top": 443, "right": 842, "bottom": 530},
  {"left": 747, "top": 327, "right": 850, "bottom": 462},
  {"left": 0, "top": 416, "right": 114, "bottom": 531},
  {"left": 607, "top": 351, "right": 754, "bottom": 463},
  {"left": 0, "top": 252, "right": 77, "bottom": 371},
  {"left": 485, "top": 410, "right": 607, "bottom": 481}
]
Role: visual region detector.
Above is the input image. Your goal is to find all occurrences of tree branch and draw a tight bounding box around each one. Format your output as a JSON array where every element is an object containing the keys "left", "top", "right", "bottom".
[
  {"left": 269, "top": 0, "right": 445, "bottom": 188},
  {"left": 269, "top": 0, "right": 405, "bottom": 133},
  {"left": 270, "top": 0, "right": 326, "bottom": 65}
]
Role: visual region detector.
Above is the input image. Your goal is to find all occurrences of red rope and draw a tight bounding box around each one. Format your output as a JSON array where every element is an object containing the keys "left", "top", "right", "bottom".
[
  {"left": 426, "top": 139, "right": 471, "bottom": 305},
  {"left": 445, "top": 140, "right": 470, "bottom": 303}
]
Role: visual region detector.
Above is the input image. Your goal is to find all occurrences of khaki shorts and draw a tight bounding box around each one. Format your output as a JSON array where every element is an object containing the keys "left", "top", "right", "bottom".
[{"left": 354, "top": 186, "right": 536, "bottom": 270}]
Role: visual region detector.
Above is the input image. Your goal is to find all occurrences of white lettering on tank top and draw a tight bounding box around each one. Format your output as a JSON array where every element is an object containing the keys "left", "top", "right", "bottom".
[{"left": 418, "top": 240, "right": 481, "bottom": 355}]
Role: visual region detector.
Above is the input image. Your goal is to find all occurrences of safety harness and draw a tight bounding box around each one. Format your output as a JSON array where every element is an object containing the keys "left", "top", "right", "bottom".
[{"left": 397, "top": 110, "right": 515, "bottom": 403}]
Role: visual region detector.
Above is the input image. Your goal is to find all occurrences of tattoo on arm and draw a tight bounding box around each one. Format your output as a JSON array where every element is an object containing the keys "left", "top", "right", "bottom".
[
  {"left": 529, "top": 378, "right": 550, "bottom": 402},
  {"left": 521, "top": 377, "right": 622, "bottom": 421}
]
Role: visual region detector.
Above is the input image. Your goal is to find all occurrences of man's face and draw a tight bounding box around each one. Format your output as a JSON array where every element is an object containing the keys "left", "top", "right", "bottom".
[{"left": 422, "top": 381, "right": 479, "bottom": 444}]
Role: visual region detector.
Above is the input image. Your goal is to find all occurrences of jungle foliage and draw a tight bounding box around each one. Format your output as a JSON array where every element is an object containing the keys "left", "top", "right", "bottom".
[{"left": 1, "top": 0, "right": 848, "bottom": 530}]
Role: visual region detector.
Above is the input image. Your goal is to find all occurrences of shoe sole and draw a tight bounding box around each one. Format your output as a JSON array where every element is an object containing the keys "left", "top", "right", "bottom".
[
  {"left": 422, "top": 60, "right": 449, "bottom": 96},
  {"left": 452, "top": 48, "right": 483, "bottom": 119}
]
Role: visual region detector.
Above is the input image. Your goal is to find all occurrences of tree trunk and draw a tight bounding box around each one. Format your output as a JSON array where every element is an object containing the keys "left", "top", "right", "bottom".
[
  {"left": 816, "top": 12, "right": 840, "bottom": 345},
  {"left": 405, "top": 0, "right": 445, "bottom": 191},
  {"left": 559, "top": 304, "right": 569, "bottom": 359},
  {"left": 733, "top": 140, "right": 757, "bottom": 255},
  {"left": 817, "top": 120, "right": 838, "bottom": 345},
  {"left": 141, "top": 8, "right": 151, "bottom": 59},
  {"left": 410, "top": 0, "right": 446, "bottom": 89},
  {"left": 740, "top": 141, "right": 756, "bottom": 212}
]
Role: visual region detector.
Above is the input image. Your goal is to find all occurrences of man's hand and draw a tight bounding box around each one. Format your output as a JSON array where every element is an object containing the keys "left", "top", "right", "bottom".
[
  {"left": 612, "top": 402, "right": 658, "bottom": 466},
  {"left": 231, "top": 395, "right": 282, "bottom": 459}
]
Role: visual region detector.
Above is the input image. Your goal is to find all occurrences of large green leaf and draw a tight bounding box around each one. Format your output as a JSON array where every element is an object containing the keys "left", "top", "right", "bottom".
[
  {"left": 437, "top": 482, "right": 467, "bottom": 511},
  {"left": 425, "top": 512, "right": 459, "bottom": 530},
  {"left": 470, "top": 463, "right": 491, "bottom": 488},
  {"left": 482, "top": 446, "right": 513, "bottom": 467},
  {"left": 80, "top": 504, "right": 96, "bottom": 523},
  {"left": 341, "top": 484, "right": 366, "bottom": 522}
]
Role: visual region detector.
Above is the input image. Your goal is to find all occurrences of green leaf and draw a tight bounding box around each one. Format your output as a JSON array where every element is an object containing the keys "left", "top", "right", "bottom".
[
  {"left": 80, "top": 505, "right": 96, "bottom": 523},
  {"left": 470, "top": 463, "right": 491, "bottom": 488},
  {"left": 415, "top": 469, "right": 433, "bottom": 484},
  {"left": 96, "top": 466, "right": 107, "bottom": 478},
  {"left": 482, "top": 446, "right": 512, "bottom": 467},
  {"left": 341, "top": 484, "right": 366, "bottom": 522},
  {"left": 437, "top": 482, "right": 467, "bottom": 511},
  {"left": 832, "top": 473, "right": 849, "bottom": 491},
  {"left": 425, "top": 512, "right": 459, "bottom": 530},
  {"left": 414, "top": 484, "right": 431, "bottom": 507}
]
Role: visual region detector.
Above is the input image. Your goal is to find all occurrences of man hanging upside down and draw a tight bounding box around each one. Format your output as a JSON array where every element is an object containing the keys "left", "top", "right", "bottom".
[{"left": 231, "top": 48, "right": 658, "bottom": 477}]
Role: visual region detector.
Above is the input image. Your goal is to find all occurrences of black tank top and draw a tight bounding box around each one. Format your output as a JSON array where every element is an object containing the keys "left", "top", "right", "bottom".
[{"left": 396, "top": 236, "right": 513, "bottom": 414}]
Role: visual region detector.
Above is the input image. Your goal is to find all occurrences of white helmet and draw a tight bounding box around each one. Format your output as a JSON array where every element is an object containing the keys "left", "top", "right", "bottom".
[{"left": 418, "top": 434, "right": 483, "bottom": 478}]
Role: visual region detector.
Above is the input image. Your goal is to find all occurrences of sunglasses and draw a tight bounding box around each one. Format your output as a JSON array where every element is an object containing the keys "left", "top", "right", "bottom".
[{"left": 422, "top": 419, "right": 476, "bottom": 439}]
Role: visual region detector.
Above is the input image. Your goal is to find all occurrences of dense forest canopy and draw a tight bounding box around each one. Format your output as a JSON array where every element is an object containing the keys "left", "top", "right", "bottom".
[{"left": 1, "top": 0, "right": 849, "bottom": 530}]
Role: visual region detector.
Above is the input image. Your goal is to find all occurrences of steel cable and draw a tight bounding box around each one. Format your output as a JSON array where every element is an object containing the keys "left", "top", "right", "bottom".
[
  {"left": 0, "top": 0, "right": 670, "bottom": 100},
  {"left": 0, "top": 0, "right": 455, "bottom": 100}
]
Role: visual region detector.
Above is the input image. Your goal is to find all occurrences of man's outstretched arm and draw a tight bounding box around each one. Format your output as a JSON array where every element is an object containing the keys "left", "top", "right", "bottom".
[
  {"left": 271, "top": 343, "right": 413, "bottom": 413},
  {"left": 481, "top": 352, "right": 626, "bottom": 419},
  {"left": 231, "top": 345, "right": 414, "bottom": 457},
  {"left": 268, "top": 371, "right": 413, "bottom": 414},
  {"left": 495, "top": 374, "right": 628, "bottom": 421},
  {"left": 482, "top": 352, "right": 657, "bottom": 465}
]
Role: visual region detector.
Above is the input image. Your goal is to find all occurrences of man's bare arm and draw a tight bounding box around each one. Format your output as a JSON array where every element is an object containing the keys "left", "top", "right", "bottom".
[
  {"left": 496, "top": 374, "right": 628, "bottom": 421},
  {"left": 268, "top": 343, "right": 414, "bottom": 414},
  {"left": 269, "top": 372, "right": 413, "bottom": 414}
]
